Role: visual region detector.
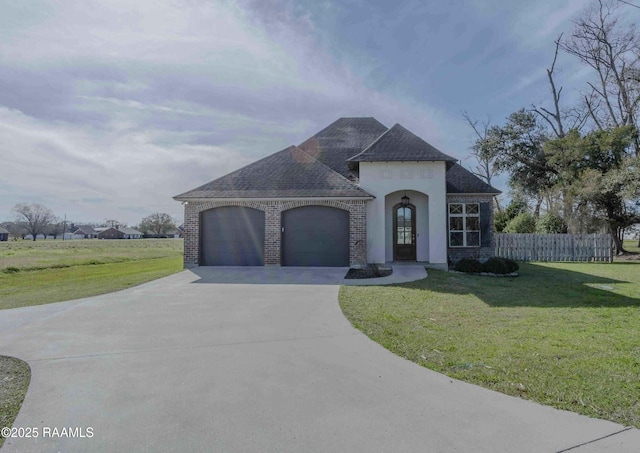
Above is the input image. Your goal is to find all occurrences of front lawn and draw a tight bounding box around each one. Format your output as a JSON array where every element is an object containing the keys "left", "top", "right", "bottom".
[{"left": 339, "top": 262, "right": 640, "bottom": 428}]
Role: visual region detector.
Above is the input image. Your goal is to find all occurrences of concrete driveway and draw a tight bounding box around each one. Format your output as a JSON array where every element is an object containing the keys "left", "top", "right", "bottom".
[{"left": 1, "top": 268, "right": 639, "bottom": 452}]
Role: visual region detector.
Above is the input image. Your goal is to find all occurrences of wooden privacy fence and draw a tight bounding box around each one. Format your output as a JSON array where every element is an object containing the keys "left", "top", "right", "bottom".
[{"left": 494, "top": 233, "right": 613, "bottom": 262}]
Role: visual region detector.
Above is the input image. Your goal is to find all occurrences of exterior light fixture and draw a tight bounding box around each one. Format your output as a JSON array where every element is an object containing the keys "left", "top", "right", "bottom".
[{"left": 401, "top": 192, "right": 410, "bottom": 206}]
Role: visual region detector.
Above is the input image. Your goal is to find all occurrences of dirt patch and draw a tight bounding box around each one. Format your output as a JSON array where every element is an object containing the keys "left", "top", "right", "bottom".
[
  {"left": 615, "top": 252, "right": 640, "bottom": 261},
  {"left": 0, "top": 356, "right": 31, "bottom": 448}
]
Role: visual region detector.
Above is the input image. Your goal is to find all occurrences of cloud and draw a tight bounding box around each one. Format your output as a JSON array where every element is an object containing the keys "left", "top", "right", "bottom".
[{"left": 0, "top": 0, "right": 460, "bottom": 224}]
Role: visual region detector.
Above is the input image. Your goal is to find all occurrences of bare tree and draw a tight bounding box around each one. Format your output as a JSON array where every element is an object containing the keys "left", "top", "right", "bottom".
[
  {"left": 13, "top": 203, "right": 56, "bottom": 241},
  {"left": 103, "top": 219, "right": 127, "bottom": 229},
  {"left": 138, "top": 212, "right": 177, "bottom": 237},
  {"left": 47, "top": 217, "right": 67, "bottom": 239},
  {"left": 462, "top": 111, "right": 502, "bottom": 211},
  {"left": 560, "top": 0, "right": 640, "bottom": 153}
]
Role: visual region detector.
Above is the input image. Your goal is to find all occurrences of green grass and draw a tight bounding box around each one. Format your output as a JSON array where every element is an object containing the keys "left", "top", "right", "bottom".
[
  {"left": 0, "top": 257, "right": 183, "bottom": 310},
  {"left": 623, "top": 239, "right": 640, "bottom": 253},
  {"left": 339, "top": 262, "right": 640, "bottom": 428},
  {"left": 0, "top": 356, "right": 30, "bottom": 448},
  {"left": 0, "top": 239, "right": 184, "bottom": 309},
  {"left": 0, "top": 238, "right": 183, "bottom": 271}
]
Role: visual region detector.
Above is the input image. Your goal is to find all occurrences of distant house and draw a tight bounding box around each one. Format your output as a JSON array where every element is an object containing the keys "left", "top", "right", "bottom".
[
  {"left": 71, "top": 225, "right": 99, "bottom": 239},
  {"left": 98, "top": 227, "right": 143, "bottom": 239},
  {"left": 0, "top": 226, "right": 9, "bottom": 242}
]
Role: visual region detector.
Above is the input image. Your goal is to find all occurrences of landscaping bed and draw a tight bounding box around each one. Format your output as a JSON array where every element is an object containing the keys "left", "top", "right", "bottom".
[{"left": 344, "top": 264, "right": 392, "bottom": 279}]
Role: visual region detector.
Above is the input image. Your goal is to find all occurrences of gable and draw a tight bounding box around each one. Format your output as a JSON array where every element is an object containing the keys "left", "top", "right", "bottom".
[{"left": 347, "top": 124, "right": 457, "bottom": 163}]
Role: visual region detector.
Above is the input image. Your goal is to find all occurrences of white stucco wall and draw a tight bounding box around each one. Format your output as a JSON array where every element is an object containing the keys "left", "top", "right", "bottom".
[{"left": 359, "top": 161, "right": 448, "bottom": 265}]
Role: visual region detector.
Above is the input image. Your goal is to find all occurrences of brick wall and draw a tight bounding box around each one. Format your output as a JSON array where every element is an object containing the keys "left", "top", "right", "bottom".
[
  {"left": 182, "top": 199, "right": 368, "bottom": 267},
  {"left": 446, "top": 194, "right": 496, "bottom": 265}
]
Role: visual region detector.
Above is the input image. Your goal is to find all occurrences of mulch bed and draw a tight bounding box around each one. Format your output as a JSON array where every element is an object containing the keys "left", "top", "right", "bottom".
[{"left": 345, "top": 265, "right": 393, "bottom": 279}]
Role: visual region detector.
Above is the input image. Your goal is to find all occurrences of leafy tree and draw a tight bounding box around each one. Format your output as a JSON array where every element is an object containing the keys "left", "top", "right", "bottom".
[
  {"left": 478, "top": 110, "right": 556, "bottom": 216},
  {"left": 494, "top": 195, "right": 529, "bottom": 232},
  {"left": 138, "top": 212, "right": 176, "bottom": 237},
  {"left": 544, "top": 125, "right": 640, "bottom": 252},
  {"left": 13, "top": 203, "right": 55, "bottom": 241},
  {"left": 536, "top": 212, "right": 568, "bottom": 234},
  {"left": 504, "top": 212, "right": 537, "bottom": 233}
]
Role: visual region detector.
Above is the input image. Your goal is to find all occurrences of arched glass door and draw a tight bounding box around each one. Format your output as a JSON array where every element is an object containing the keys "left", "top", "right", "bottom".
[{"left": 393, "top": 204, "right": 416, "bottom": 260}]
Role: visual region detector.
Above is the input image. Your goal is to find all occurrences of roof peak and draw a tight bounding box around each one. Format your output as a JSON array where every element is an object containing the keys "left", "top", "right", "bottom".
[{"left": 347, "top": 123, "right": 457, "bottom": 163}]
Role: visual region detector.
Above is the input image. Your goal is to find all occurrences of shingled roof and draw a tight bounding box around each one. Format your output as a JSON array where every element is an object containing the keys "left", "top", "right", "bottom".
[
  {"left": 174, "top": 146, "right": 374, "bottom": 199},
  {"left": 298, "top": 117, "right": 388, "bottom": 178},
  {"left": 446, "top": 163, "right": 501, "bottom": 194},
  {"left": 347, "top": 123, "right": 457, "bottom": 163}
]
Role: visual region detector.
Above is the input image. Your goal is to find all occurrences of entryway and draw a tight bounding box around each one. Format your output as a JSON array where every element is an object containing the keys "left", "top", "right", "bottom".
[{"left": 393, "top": 202, "right": 416, "bottom": 260}]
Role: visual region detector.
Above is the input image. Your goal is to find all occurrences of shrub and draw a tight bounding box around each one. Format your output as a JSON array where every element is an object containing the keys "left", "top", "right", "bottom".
[
  {"left": 495, "top": 197, "right": 529, "bottom": 232},
  {"left": 504, "top": 212, "right": 537, "bottom": 233},
  {"left": 481, "top": 257, "right": 510, "bottom": 274},
  {"left": 504, "top": 259, "right": 519, "bottom": 273},
  {"left": 536, "top": 212, "right": 568, "bottom": 234},
  {"left": 454, "top": 258, "right": 483, "bottom": 273},
  {"left": 3, "top": 266, "right": 20, "bottom": 274}
]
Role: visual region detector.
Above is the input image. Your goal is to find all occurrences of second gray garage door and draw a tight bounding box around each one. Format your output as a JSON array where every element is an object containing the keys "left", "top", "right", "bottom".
[
  {"left": 282, "top": 206, "right": 349, "bottom": 267},
  {"left": 200, "top": 206, "right": 265, "bottom": 266}
]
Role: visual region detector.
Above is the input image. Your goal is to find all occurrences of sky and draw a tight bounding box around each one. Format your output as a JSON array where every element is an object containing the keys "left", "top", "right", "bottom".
[{"left": 1, "top": 0, "right": 638, "bottom": 226}]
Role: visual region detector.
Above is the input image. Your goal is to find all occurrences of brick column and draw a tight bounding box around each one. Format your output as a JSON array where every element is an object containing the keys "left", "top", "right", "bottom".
[
  {"left": 183, "top": 203, "right": 200, "bottom": 267},
  {"left": 264, "top": 202, "right": 282, "bottom": 265},
  {"left": 349, "top": 201, "right": 367, "bottom": 267}
]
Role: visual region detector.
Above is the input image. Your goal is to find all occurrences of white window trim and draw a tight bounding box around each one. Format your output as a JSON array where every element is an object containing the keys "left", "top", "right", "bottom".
[{"left": 448, "top": 203, "right": 481, "bottom": 248}]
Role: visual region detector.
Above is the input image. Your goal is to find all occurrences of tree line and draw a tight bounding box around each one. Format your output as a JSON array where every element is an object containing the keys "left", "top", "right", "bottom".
[
  {"left": 466, "top": 0, "right": 640, "bottom": 253},
  {"left": 2, "top": 203, "right": 179, "bottom": 241}
]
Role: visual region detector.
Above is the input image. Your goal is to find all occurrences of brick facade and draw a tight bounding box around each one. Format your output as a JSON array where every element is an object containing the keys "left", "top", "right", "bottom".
[
  {"left": 182, "top": 199, "right": 367, "bottom": 268},
  {"left": 446, "top": 194, "right": 496, "bottom": 264}
]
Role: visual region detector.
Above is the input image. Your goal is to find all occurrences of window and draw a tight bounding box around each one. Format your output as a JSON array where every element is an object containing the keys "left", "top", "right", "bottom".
[{"left": 449, "top": 203, "right": 480, "bottom": 247}]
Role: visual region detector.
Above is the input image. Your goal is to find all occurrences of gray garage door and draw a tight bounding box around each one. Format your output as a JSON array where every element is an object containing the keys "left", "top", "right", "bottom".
[
  {"left": 282, "top": 206, "right": 349, "bottom": 267},
  {"left": 200, "top": 206, "right": 265, "bottom": 266}
]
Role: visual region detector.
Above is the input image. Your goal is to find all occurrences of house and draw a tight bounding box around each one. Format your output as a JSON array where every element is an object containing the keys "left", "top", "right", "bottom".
[
  {"left": 98, "top": 227, "right": 143, "bottom": 239},
  {"left": 71, "top": 225, "right": 99, "bottom": 239},
  {"left": 174, "top": 118, "right": 500, "bottom": 269},
  {"left": 0, "top": 226, "right": 9, "bottom": 242}
]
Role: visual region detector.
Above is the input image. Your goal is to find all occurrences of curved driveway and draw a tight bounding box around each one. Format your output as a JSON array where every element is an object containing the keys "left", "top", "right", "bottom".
[{"left": 1, "top": 268, "right": 639, "bottom": 452}]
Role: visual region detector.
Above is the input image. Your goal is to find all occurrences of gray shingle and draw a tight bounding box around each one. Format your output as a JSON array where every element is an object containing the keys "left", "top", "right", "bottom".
[
  {"left": 174, "top": 146, "right": 373, "bottom": 199},
  {"left": 299, "top": 117, "right": 388, "bottom": 178},
  {"left": 347, "top": 123, "right": 457, "bottom": 163},
  {"left": 72, "top": 225, "right": 98, "bottom": 235},
  {"left": 446, "top": 163, "right": 501, "bottom": 194}
]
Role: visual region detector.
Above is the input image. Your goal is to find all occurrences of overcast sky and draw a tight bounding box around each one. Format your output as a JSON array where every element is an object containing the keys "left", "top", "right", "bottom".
[{"left": 1, "top": 0, "right": 638, "bottom": 226}]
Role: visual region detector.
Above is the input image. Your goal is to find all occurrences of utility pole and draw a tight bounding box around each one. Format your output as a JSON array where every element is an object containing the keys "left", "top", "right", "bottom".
[{"left": 62, "top": 214, "right": 67, "bottom": 241}]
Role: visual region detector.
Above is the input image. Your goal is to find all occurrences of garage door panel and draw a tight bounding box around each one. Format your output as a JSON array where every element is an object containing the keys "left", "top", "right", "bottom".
[
  {"left": 282, "top": 206, "right": 349, "bottom": 267},
  {"left": 200, "top": 207, "right": 265, "bottom": 266}
]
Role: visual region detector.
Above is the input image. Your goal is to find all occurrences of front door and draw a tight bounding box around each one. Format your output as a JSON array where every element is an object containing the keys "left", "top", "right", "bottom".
[{"left": 393, "top": 203, "right": 416, "bottom": 261}]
